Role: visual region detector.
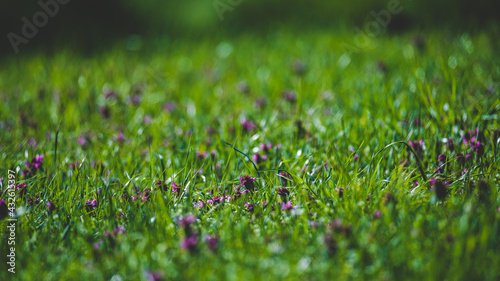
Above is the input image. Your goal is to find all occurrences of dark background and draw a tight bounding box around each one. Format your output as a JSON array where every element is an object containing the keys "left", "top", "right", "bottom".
[{"left": 0, "top": 0, "right": 498, "bottom": 57}]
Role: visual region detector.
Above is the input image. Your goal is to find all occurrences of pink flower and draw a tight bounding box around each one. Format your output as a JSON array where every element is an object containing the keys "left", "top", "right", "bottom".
[
  {"left": 281, "top": 201, "right": 294, "bottom": 211},
  {"left": 244, "top": 202, "right": 254, "bottom": 212},
  {"left": 163, "top": 102, "right": 175, "bottom": 112},
  {"left": 240, "top": 175, "right": 257, "bottom": 191},
  {"left": 193, "top": 200, "right": 205, "bottom": 208},
  {"left": 241, "top": 119, "right": 257, "bottom": 133},
  {"left": 178, "top": 214, "right": 196, "bottom": 226},
  {"left": 181, "top": 235, "right": 198, "bottom": 251},
  {"left": 205, "top": 235, "right": 219, "bottom": 251},
  {"left": 78, "top": 137, "right": 86, "bottom": 146},
  {"left": 47, "top": 201, "right": 56, "bottom": 212}
]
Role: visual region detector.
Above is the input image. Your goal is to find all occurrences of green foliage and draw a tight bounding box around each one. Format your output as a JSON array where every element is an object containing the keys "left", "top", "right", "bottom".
[{"left": 0, "top": 29, "right": 500, "bottom": 280}]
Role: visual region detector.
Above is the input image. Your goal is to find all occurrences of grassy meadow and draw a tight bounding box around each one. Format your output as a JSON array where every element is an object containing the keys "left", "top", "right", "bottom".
[{"left": 1, "top": 29, "right": 500, "bottom": 280}]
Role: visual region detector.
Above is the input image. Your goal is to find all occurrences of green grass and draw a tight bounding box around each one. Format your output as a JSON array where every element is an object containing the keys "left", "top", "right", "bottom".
[{"left": 1, "top": 29, "right": 500, "bottom": 281}]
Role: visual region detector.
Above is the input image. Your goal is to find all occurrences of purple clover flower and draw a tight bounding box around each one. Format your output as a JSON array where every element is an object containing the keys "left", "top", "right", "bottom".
[
  {"left": 240, "top": 175, "right": 257, "bottom": 191},
  {"left": 252, "top": 153, "right": 267, "bottom": 164},
  {"left": 241, "top": 119, "right": 257, "bottom": 133},
  {"left": 205, "top": 235, "right": 219, "bottom": 251},
  {"left": 178, "top": 214, "right": 196, "bottom": 226},
  {"left": 244, "top": 202, "right": 254, "bottom": 212},
  {"left": 181, "top": 235, "right": 198, "bottom": 251},
  {"left": 163, "top": 102, "right": 175, "bottom": 112},
  {"left": 283, "top": 91, "right": 297, "bottom": 103},
  {"left": 146, "top": 271, "right": 163, "bottom": 281},
  {"left": 281, "top": 201, "right": 294, "bottom": 211},
  {"left": 47, "top": 201, "right": 56, "bottom": 212}
]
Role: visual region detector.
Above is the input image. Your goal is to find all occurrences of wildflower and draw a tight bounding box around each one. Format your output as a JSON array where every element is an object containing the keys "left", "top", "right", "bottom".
[
  {"left": 27, "top": 197, "right": 41, "bottom": 206},
  {"left": 240, "top": 175, "right": 257, "bottom": 191},
  {"left": 241, "top": 119, "right": 257, "bottom": 133},
  {"left": 211, "top": 197, "right": 223, "bottom": 205},
  {"left": 237, "top": 81, "right": 250, "bottom": 94},
  {"left": 181, "top": 235, "right": 198, "bottom": 251},
  {"left": 197, "top": 151, "right": 209, "bottom": 159},
  {"left": 78, "top": 136, "right": 86, "bottom": 146},
  {"left": 99, "top": 106, "right": 111, "bottom": 119},
  {"left": 22, "top": 155, "right": 44, "bottom": 177},
  {"left": 205, "top": 235, "right": 219, "bottom": 251},
  {"left": 130, "top": 95, "right": 141, "bottom": 106},
  {"left": 85, "top": 199, "right": 98, "bottom": 212},
  {"left": 309, "top": 221, "right": 320, "bottom": 228},
  {"left": 283, "top": 91, "right": 297, "bottom": 103},
  {"left": 277, "top": 187, "right": 290, "bottom": 197},
  {"left": 465, "top": 153, "right": 472, "bottom": 162},
  {"left": 163, "top": 102, "right": 175, "bottom": 112},
  {"left": 408, "top": 139, "right": 424, "bottom": 159},
  {"left": 155, "top": 180, "right": 166, "bottom": 192},
  {"left": 47, "top": 201, "right": 56, "bottom": 212},
  {"left": 281, "top": 201, "right": 294, "bottom": 211},
  {"left": 193, "top": 200, "right": 205, "bottom": 208},
  {"left": 114, "top": 132, "right": 125, "bottom": 142},
  {"left": 255, "top": 98, "right": 266, "bottom": 109},
  {"left": 171, "top": 182, "right": 182, "bottom": 195},
  {"left": 146, "top": 271, "right": 163, "bottom": 281},
  {"left": 252, "top": 153, "right": 267, "bottom": 164},
  {"left": 70, "top": 161, "right": 80, "bottom": 170},
  {"left": 144, "top": 115, "right": 152, "bottom": 124},
  {"left": 438, "top": 154, "right": 447, "bottom": 163},
  {"left": 114, "top": 225, "right": 126, "bottom": 235},
  {"left": 104, "top": 90, "right": 118, "bottom": 99},
  {"left": 245, "top": 202, "right": 254, "bottom": 212},
  {"left": 16, "top": 183, "right": 27, "bottom": 197},
  {"left": 259, "top": 143, "right": 273, "bottom": 152},
  {"left": 178, "top": 214, "right": 196, "bottom": 226},
  {"left": 373, "top": 210, "right": 382, "bottom": 218},
  {"left": 279, "top": 172, "right": 291, "bottom": 186}
]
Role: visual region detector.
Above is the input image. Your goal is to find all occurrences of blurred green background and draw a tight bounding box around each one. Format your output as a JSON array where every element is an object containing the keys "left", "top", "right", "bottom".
[{"left": 1, "top": 0, "right": 499, "bottom": 57}]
